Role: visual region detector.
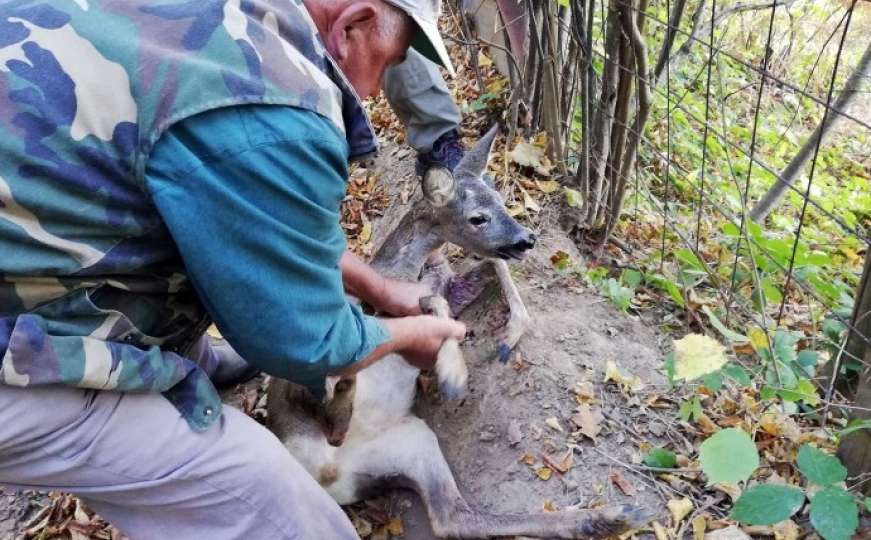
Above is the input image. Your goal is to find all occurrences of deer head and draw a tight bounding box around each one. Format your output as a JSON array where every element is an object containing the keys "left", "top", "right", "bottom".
[{"left": 422, "top": 125, "right": 536, "bottom": 260}]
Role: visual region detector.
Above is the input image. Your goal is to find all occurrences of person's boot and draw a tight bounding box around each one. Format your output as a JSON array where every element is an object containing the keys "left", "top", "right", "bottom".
[
  {"left": 416, "top": 129, "right": 465, "bottom": 175},
  {"left": 208, "top": 337, "right": 261, "bottom": 388}
]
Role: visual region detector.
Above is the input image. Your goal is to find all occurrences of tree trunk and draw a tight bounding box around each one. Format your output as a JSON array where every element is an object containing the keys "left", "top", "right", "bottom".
[
  {"left": 749, "top": 41, "right": 871, "bottom": 222},
  {"left": 837, "top": 247, "right": 871, "bottom": 494},
  {"left": 652, "top": 0, "right": 688, "bottom": 84}
]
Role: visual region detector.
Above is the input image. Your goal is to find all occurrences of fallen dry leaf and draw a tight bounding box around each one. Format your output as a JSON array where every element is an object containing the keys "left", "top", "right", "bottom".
[
  {"left": 509, "top": 140, "right": 552, "bottom": 176},
  {"left": 705, "top": 526, "right": 751, "bottom": 540},
  {"left": 692, "top": 515, "right": 707, "bottom": 540},
  {"left": 519, "top": 452, "right": 537, "bottom": 466},
  {"left": 384, "top": 517, "right": 404, "bottom": 536},
  {"left": 536, "top": 467, "right": 553, "bottom": 481},
  {"left": 667, "top": 497, "right": 694, "bottom": 525},
  {"left": 610, "top": 471, "right": 637, "bottom": 496},
  {"left": 673, "top": 334, "right": 729, "bottom": 381},
  {"left": 571, "top": 404, "right": 604, "bottom": 441},
  {"left": 542, "top": 449, "right": 573, "bottom": 474},
  {"left": 544, "top": 416, "right": 564, "bottom": 433},
  {"left": 652, "top": 520, "right": 670, "bottom": 540},
  {"left": 603, "top": 360, "right": 645, "bottom": 393},
  {"left": 772, "top": 519, "right": 799, "bottom": 540}
]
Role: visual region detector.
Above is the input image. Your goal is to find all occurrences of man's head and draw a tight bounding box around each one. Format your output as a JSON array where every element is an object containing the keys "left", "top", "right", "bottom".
[{"left": 304, "top": 0, "right": 452, "bottom": 98}]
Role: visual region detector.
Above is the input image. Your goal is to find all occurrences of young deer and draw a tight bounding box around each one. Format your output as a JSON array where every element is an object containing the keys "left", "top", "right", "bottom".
[{"left": 267, "top": 126, "right": 650, "bottom": 538}]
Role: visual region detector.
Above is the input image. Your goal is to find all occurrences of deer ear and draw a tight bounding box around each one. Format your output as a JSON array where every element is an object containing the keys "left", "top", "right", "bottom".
[
  {"left": 454, "top": 123, "right": 500, "bottom": 179},
  {"left": 422, "top": 165, "right": 457, "bottom": 207}
]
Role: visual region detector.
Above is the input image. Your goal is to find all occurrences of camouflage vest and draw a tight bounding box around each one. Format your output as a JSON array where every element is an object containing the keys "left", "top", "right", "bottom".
[{"left": 0, "top": 0, "right": 377, "bottom": 431}]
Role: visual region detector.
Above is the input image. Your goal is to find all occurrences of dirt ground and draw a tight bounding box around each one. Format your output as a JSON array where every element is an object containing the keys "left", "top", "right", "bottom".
[{"left": 0, "top": 143, "right": 670, "bottom": 540}]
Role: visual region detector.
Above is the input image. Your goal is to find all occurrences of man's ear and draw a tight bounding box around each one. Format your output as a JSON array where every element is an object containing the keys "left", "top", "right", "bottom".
[
  {"left": 330, "top": 2, "right": 379, "bottom": 63},
  {"left": 422, "top": 165, "right": 457, "bottom": 207}
]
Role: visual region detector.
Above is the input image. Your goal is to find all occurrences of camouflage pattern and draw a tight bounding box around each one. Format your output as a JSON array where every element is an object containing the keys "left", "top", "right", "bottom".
[{"left": 0, "top": 0, "right": 378, "bottom": 431}]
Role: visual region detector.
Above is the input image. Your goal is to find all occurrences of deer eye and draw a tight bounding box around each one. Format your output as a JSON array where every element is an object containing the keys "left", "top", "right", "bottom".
[{"left": 469, "top": 214, "right": 490, "bottom": 226}]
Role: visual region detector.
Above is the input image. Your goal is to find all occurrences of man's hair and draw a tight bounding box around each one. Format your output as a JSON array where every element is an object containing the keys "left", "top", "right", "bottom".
[{"left": 375, "top": 0, "right": 415, "bottom": 42}]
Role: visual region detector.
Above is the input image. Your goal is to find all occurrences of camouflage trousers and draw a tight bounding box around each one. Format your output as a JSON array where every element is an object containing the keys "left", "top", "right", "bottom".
[{"left": 0, "top": 384, "right": 358, "bottom": 540}]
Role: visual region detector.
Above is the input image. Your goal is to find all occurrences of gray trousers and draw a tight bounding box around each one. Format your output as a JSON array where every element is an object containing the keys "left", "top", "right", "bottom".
[
  {"left": 0, "top": 384, "right": 359, "bottom": 540},
  {"left": 383, "top": 49, "right": 461, "bottom": 152}
]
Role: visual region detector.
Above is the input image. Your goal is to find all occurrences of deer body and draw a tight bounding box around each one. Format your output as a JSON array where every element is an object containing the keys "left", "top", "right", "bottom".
[{"left": 267, "top": 127, "right": 649, "bottom": 538}]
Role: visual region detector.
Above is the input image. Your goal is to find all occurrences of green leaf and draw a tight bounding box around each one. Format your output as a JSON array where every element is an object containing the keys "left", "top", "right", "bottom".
[
  {"left": 699, "top": 428, "right": 759, "bottom": 485},
  {"left": 701, "top": 306, "right": 748, "bottom": 343},
  {"left": 643, "top": 448, "right": 677, "bottom": 469},
  {"left": 731, "top": 484, "right": 805, "bottom": 525},
  {"left": 621, "top": 269, "right": 643, "bottom": 289},
  {"left": 722, "top": 364, "right": 752, "bottom": 387},
  {"left": 564, "top": 187, "right": 582, "bottom": 208},
  {"left": 810, "top": 487, "right": 858, "bottom": 540},
  {"left": 864, "top": 497, "right": 871, "bottom": 513},
  {"left": 679, "top": 396, "right": 703, "bottom": 422},
  {"left": 797, "top": 445, "right": 848, "bottom": 486},
  {"left": 840, "top": 419, "right": 871, "bottom": 438},
  {"left": 702, "top": 370, "right": 724, "bottom": 392},
  {"left": 663, "top": 352, "right": 676, "bottom": 384}
]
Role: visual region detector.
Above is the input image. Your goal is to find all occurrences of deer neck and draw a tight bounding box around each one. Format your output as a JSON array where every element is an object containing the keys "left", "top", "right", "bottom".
[{"left": 370, "top": 204, "right": 445, "bottom": 282}]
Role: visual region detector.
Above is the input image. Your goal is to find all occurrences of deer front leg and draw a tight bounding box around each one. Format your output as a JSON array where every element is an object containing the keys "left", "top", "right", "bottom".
[
  {"left": 492, "top": 258, "right": 531, "bottom": 363},
  {"left": 420, "top": 295, "right": 468, "bottom": 399}
]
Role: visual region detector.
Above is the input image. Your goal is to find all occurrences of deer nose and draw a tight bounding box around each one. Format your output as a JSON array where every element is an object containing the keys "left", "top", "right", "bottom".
[
  {"left": 496, "top": 231, "right": 536, "bottom": 260},
  {"left": 512, "top": 231, "right": 536, "bottom": 251}
]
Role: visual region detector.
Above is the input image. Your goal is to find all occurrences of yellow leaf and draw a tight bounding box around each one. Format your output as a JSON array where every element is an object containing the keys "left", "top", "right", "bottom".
[
  {"left": 477, "top": 50, "right": 493, "bottom": 67},
  {"left": 603, "top": 360, "right": 645, "bottom": 393},
  {"left": 672, "top": 333, "right": 728, "bottom": 381},
  {"left": 772, "top": 519, "right": 799, "bottom": 540},
  {"left": 536, "top": 180, "right": 561, "bottom": 193},
  {"left": 652, "top": 521, "right": 670, "bottom": 540},
  {"left": 667, "top": 497, "right": 693, "bottom": 525},
  {"left": 486, "top": 76, "right": 507, "bottom": 93},
  {"left": 536, "top": 467, "right": 552, "bottom": 480},
  {"left": 385, "top": 518, "right": 404, "bottom": 536},
  {"left": 692, "top": 515, "right": 706, "bottom": 540},
  {"left": 509, "top": 140, "right": 552, "bottom": 176},
  {"left": 523, "top": 190, "right": 541, "bottom": 213},
  {"left": 748, "top": 328, "right": 769, "bottom": 353},
  {"left": 507, "top": 204, "right": 525, "bottom": 217},
  {"left": 359, "top": 215, "right": 372, "bottom": 243},
  {"left": 544, "top": 416, "right": 563, "bottom": 432}
]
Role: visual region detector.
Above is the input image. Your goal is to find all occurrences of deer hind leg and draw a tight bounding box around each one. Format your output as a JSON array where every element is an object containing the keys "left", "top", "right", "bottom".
[{"left": 346, "top": 418, "right": 651, "bottom": 539}]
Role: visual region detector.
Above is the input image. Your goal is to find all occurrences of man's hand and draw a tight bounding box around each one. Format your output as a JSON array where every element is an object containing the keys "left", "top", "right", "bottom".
[
  {"left": 383, "top": 315, "right": 466, "bottom": 370},
  {"left": 374, "top": 278, "right": 431, "bottom": 317},
  {"left": 330, "top": 315, "right": 465, "bottom": 377},
  {"left": 340, "top": 250, "right": 431, "bottom": 316}
]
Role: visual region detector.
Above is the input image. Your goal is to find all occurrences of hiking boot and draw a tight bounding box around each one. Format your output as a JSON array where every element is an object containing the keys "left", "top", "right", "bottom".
[
  {"left": 416, "top": 129, "right": 465, "bottom": 175},
  {"left": 208, "top": 337, "right": 261, "bottom": 388}
]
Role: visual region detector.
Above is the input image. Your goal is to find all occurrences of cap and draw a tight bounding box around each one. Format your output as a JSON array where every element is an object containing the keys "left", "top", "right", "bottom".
[{"left": 383, "top": 0, "right": 455, "bottom": 76}]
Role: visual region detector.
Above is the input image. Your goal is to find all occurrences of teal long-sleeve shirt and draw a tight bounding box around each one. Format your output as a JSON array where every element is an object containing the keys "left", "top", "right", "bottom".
[{"left": 145, "top": 105, "right": 390, "bottom": 392}]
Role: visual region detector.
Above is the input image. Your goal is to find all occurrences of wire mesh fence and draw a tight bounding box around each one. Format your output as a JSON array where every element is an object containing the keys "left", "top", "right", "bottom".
[{"left": 453, "top": 0, "right": 870, "bottom": 413}]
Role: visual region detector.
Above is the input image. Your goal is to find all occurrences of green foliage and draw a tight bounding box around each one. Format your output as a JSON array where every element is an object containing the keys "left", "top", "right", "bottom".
[
  {"left": 643, "top": 448, "right": 677, "bottom": 469},
  {"left": 679, "top": 395, "right": 703, "bottom": 422},
  {"left": 797, "top": 445, "right": 848, "bottom": 487},
  {"left": 810, "top": 487, "right": 859, "bottom": 540},
  {"left": 699, "top": 428, "right": 759, "bottom": 485},
  {"left": 730, "top": 484, "right": 805, "bottom": 525},
  {"left": 586, "top": 268, "right": 636, "bottom": 312}
]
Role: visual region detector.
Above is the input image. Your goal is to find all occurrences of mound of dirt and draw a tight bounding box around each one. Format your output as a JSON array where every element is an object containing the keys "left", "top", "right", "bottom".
[{"left": 365, "top": 145, "right": 669, "bottom": 539}]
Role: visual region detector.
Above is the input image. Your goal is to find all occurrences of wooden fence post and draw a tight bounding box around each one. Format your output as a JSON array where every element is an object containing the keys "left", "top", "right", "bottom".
[{"left": 837, "top": 245, "right": 871, "bottom": 494}]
